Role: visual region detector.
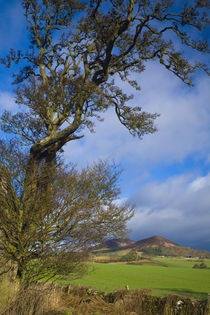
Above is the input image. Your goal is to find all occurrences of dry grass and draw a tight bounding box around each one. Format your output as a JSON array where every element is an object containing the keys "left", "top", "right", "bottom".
[
  {"left": 0, "top": 274, "right": 19, "bottom": 312},
  {"left": 0, "top": 282, "right": 208, "bottom": 315},
  {"left": 0, "top": 283, "right": 63, "bottom": 315},
  {"left": 58, "top": 286, "right": 208, "bottom": 315}
]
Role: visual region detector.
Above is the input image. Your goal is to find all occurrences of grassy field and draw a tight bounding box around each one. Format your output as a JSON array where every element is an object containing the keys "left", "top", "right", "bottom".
[{"left": 60, "top": 258, "right": 210, "bottom": 300}]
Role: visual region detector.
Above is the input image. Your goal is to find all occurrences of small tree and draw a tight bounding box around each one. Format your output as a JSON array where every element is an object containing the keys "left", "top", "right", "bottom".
[
  {"left": 120, "top": 249, "right": 139, "bottom": 262},
  {"left": 0, "top": 142, "right": 133, "bottom": 282}
]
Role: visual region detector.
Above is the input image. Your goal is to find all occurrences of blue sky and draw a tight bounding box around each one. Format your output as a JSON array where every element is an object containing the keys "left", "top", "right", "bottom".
[{"left": 0, "top": 1, "right": 210, "bottom": 251}]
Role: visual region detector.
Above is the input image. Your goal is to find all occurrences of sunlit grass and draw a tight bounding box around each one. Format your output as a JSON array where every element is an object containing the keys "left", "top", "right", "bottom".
[{"left": 59, "top": 258, "right": 210, "bottom": 300}]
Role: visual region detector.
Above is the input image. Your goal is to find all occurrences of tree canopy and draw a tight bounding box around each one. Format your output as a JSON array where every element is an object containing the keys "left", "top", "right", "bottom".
[{"left": 1, "top": 0, "right": 208, "bottom": 163}]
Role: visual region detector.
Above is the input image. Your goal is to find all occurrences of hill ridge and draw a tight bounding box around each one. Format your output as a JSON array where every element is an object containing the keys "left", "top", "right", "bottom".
[
  {"left": 133, "top": 235, "right": 179, "bottom": 249},
  {"left": 104, "top": 235, "right": 210, "bottom": 258}
]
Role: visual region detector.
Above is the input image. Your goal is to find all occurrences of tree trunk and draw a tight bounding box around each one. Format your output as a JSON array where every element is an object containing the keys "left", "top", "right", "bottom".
[{"left": 16, "top": 265, "right": 23, "bottom": 281}]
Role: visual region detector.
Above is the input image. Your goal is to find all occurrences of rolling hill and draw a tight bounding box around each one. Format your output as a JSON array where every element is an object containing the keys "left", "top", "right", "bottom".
[{"left": 103, "top": 236, "right": 210, "bottom": 258}]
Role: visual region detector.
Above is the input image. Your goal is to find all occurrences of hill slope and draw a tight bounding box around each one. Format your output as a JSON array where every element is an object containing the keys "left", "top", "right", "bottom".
[
  {"left": 104, "top": 236, "right": 210, "bottom": 258},
  {"left": 105, "top": 238, "right": 135, "bottom": 249},
  {"left": 132, "top": 236, "right": 178, "bottom": 249}
]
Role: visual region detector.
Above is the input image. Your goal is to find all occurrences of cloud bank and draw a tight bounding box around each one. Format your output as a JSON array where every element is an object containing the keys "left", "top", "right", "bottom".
[
  {"left": 128, "top": 172, "right": 210, "bottom": 251},
  {"left": 64, "top": 63, "right": 210, "bottom": 168},
  {"left": 0, "top": 52, "right": 209, "bottom": 250},
  {"left": 64, "top": 62, "right": 210, "bottom": 250}
]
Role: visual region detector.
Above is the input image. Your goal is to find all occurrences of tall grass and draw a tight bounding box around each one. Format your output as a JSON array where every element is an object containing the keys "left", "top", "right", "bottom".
[
  {"left": 0, "top": 282, "right": 62, "bottom": 315},
  {"left": 0, "top": 274, "right": 19, "bottom": 312}
]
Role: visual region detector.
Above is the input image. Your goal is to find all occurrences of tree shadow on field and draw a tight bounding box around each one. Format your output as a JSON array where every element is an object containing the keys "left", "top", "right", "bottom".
[{"left": 156, "top": 288, "right": 208, "bottom": 300}]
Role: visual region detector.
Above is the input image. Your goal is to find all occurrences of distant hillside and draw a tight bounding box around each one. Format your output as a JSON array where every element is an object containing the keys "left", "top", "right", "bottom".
[
  {"left": 133, "top": 236, "right": 178, "bottom": 248},
  {"left": 104, "top": 236, "right": 210, "bottom": 258},
  {"left": 105, "top": 238, "right": 135, "bottom": 249}
]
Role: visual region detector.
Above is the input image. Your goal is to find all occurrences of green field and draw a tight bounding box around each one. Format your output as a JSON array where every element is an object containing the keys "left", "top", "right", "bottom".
[{"left": 61, "top": 258, "right": 210, "bottom": 300}]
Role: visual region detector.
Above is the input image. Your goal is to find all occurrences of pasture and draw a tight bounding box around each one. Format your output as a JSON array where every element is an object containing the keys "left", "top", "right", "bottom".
[{"left": 61, "top": 258, "right": 210, "bottom": 300}]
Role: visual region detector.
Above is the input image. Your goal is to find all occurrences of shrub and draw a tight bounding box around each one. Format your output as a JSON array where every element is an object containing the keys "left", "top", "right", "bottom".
[
  {"left": 200, "top": 263, "right": 208, "bottom": 269},
  {"left": 193, "top": 264, "right": 199, "bottom": 269},
  {"left": 119, "top": 250, "right": 139, "bottom": 262},
  {"left": 193, "top": 263, "right": 208, "bottom": 269}
]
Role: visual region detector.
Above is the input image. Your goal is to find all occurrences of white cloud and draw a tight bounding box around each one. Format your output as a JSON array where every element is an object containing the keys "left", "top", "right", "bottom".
[
  {"left": 189, "top": 176, "right": 210, "bottom": 192},
  {"left": 64, "top": 63, "right": 210, "bottom": 169},
  {"left": 0, "top": 91, "right": 17, "bottom": 112},
  {"left": 128, "top": 173, "right": 210, "bottom": 250},
  {"left": 62, "top": 63, "right": 210, "bottom": 250},
  {"left": 63, "top": 63, "right": 210, "bottom": 250}
]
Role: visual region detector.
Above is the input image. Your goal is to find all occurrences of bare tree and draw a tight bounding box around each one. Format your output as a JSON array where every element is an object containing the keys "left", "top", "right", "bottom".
[
  {"left": 0, "top": 141, "right": 133, "bottom": 281},
  {"left": 0, "top": 0, "right": 209, "bottom": 281},
  {"left": 1, "top": 0, "right": 208, "bottom": 165}
]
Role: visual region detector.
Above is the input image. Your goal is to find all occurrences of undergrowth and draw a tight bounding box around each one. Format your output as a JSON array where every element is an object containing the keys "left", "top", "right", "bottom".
[{"left": 0, "top": 282, "right": 208, "bottom": 315}]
